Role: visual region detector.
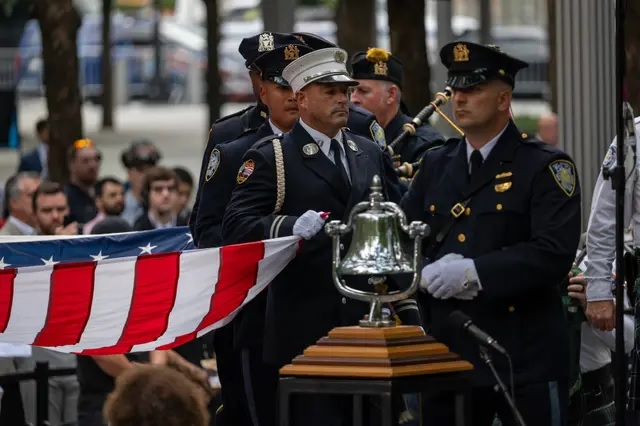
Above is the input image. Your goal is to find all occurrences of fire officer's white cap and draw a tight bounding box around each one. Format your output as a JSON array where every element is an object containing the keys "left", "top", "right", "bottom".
[{"left": 282, "top": 47, "right": 359, "bottom": 93}]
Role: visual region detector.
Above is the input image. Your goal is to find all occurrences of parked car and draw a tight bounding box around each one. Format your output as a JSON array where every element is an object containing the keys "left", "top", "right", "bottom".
[{"left": 454, "top": 25, "right": 550, "bottom": 99}]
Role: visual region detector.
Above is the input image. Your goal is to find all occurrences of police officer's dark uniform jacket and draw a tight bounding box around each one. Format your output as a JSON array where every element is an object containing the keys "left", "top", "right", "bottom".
[
  {"left": 400, "top": 42, "right": 582, "bottom": 391},
  {"left": 222, "top": 120, "right": 402, "bottom": 366},
  {"left": 350, "top": 48, "right": 445, "bottom": 167}
]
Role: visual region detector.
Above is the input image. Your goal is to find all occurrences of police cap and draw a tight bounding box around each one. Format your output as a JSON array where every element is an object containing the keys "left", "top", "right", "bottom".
[
  {"left": 291, "top": 32, "right": 336, "bottom": 50},
  {"left": 238, "top": 32, "right": 307, "bottom": 70},
  {"left": 253, "top": 43, "right": 314, "bottom": 86},
  {"left": 439, "top": 41, "right": 528, "bottom": 89},
  {"left": 350, "top": 47, "right": 404, "bottom": 88}
]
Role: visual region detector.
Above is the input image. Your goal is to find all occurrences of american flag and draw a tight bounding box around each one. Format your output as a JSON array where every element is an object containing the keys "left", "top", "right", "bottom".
[{"left": 0, "top": 227, "right": 299, "bottom": 355}]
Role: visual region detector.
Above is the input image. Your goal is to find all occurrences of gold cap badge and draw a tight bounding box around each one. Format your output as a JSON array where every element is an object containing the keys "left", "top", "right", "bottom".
[
  {"left": 284, "top": 44, "right": 300, "bottom": 61},
  {"left": 374, "top": 61, "right": 388, "bottom": 76},
  {"left": 453, "top": 43, "right": 470, "bottom": 62}
]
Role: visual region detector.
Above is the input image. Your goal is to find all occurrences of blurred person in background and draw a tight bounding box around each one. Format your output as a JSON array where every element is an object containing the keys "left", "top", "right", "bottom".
[
  {"left": 29, "top": 182, "right": 80, "bottom": 425},
  {"left": 18, "top": 118, "right": 49, "bottom": 179},
  {"left": 120, "top": 139, "right": 162, "bottom": 225},
  {"left": 537, "top": 112, "right": 559, "bottom": 146},
  {"left": 133, "top": 166, "right": 187, "bottom": 231},
  {"left": 103, "top": 365, "right": 210, "bottom": 426},
  {"left": 83, "top": 177, "right": 126, "bottom": 235},
  {"left": 65, "top": 138, "right": 101, "bottom": 226},
  {"left": 0, "top": 172, "right": 40, "bottom": 236},
  {"left": 172, "top": 166, "right": 194, "bottom": 223}
]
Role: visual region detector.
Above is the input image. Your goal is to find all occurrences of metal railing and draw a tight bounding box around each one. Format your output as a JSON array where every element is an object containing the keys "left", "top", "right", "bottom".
[{"left": 0, "top": 361, "right": 76, "bottom": 426}]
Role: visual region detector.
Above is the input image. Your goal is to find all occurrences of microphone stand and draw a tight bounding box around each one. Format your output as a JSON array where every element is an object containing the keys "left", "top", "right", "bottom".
[{"left": 478, "top": 345, "right": 527, "bottom": 426}]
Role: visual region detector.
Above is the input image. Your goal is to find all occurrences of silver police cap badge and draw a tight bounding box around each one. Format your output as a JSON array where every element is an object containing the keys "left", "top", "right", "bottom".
[
  {"left": 302, "top": 143, "right": 319, "bottom": 156},
  {"left": 258, "top": 32, "right": 275, "bottom": 52},
  {"left": 347, "top": 140, "right": 358, "bottom": 152},
  {"left": 335, "top": 50, "right": 346, "bottom": 63}
]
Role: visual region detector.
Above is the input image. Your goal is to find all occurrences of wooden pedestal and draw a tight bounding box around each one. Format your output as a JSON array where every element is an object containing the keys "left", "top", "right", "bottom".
[{"left": 280, "top": 325, "right": 473, "bottom": 378}]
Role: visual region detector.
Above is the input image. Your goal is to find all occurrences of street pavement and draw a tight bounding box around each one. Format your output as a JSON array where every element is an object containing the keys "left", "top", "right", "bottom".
[{"left": 0, "top": 97, "right": 550, "bottom": 191}]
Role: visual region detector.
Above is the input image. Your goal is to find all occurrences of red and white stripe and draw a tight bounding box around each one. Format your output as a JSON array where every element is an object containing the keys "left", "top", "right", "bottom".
[{"left": 0, "top": 236, "right": 299, "bottom": 354}]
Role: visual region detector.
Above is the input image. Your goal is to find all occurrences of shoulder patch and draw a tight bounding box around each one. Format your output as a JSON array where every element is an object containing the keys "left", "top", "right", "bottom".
[
  {"left": 237, "top": 159, "right": 255, "bottom": 184},
  {"left": 205, "top": 149, "right": 221, "bottom": 182},
  {"left": 602, "top": 144, "right": 616, "bottom": 170},
  {"left": 549, "top": 159, "right": 576, "bottom": 197},
  {"left": 369, "top": 121, "right": 387, "bottom": 150}
]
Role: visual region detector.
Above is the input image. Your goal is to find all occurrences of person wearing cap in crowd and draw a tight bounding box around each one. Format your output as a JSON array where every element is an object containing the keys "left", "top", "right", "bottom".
[
  {"left": 221, "top": 47, "right": 403, "bottom": 426},
  {"left": 400, "top": 42, "right": 581, "bottom": 425},
  {"left": 120, "top": 139, "right": 162, "bottom": 225},
  {"left": 196, "top": 40, "right": 313, "bottom": 426},
  {"left": 190, "top": 32, "right": 304, "bottom": 245},
  {"left": 350, "top": 48, "right": 445, "bottom": 171}
]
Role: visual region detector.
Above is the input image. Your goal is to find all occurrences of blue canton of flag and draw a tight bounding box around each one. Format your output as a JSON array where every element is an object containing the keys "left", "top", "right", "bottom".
[{"left": 0, "top": 227, "right": 195, "bottom": 269}]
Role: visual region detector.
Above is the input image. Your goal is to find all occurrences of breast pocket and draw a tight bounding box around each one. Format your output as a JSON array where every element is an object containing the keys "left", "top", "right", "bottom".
[{"left": 471, "top": 191, "right": 529, "bottom": 252}]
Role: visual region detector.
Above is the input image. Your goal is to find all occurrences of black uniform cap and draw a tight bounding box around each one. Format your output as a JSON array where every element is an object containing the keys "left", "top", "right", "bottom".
[
  {"left": 439, "top": 41, "right": 528, "bottom": 89},
  {"left": 350, "top": 48, "right": 404, "bottom": 88},
  {"left": 238, "top": 32, "right": 309, "bottom": 70},
  {"left": 253, "top": 43, "right": 314, "bottom": 86}
]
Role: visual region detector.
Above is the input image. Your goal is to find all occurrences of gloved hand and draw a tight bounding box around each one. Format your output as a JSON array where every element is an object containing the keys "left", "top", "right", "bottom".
[
  {"left": 421, "top": 257, "right": 481, "bottom": 300},
  {"left": 419, "top": 253, "right": 464, "bottom": 290},
  {"left": 293, "top": 210, "right": 326, "bottom": 240}
]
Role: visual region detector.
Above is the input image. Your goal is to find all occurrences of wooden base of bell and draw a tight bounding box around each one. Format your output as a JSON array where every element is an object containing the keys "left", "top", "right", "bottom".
[{"left": 279, "top": 325, "right": 474, "bottom": 378}]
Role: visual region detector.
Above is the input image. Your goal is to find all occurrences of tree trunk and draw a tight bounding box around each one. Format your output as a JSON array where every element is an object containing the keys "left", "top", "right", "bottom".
[
  {"left": 34, "top": 0, "right": 83, "bottom": 184},
  {"left": 101, "top": 0, "right": 113, "bottom": 128},
  {"left": 335, "top": 0, "right": 375, "bottom": 69},
  {"left": 626, "top": 0, "right": 640, "bottom": 114},
  {"left": 387, "top": 0, "right": 430, "bottom": 115},
  {"left": 204, "top": 0, "right": 222, "bottom": 128},
  {"left": 547, "top": 0, "right": 557, "bottom": 113}
]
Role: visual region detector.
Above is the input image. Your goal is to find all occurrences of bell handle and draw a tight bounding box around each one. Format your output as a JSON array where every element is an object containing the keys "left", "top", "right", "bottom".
[{"left": 341, "top": 200, "right": 376, "bottom": 230}]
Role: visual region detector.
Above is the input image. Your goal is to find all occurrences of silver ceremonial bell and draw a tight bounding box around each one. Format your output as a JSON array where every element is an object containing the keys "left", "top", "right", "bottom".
[{"left": 325, "top": 175, "right": 429, "bottom": 327}]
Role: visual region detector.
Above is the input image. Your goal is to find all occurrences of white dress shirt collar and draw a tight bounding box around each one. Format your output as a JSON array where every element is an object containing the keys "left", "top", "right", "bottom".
[
  {"left": 268, "top": 119, "right": 285, "bottom": 136},
  {"left": 298, "top": 119, "right": 345, "bottom": 159},
  {"left": 465, "top": 122, "right": 509, "bottom": 162}
]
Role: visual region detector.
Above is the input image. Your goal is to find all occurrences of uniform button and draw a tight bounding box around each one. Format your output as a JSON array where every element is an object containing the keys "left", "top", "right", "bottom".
[
  {"left": 496, "top": 204, "right": 503, "bottom": 211},
  {"left": 429, "top": 205, "right": 436, "bottom": 212},
  {"left": 508, "top": 306, "right": 515, "bottom": 313},
  {"left": 465, "top": 207, "right": 471, "bottom": 216},
  {"left": 521, "top": 132, "right": 528, "bottom": 139},
  {"left": 457, "top": 233, "right": 466, "bottom": 243},
  {"left": 341, "top": 297, "right": 347, "bottom": 304}
]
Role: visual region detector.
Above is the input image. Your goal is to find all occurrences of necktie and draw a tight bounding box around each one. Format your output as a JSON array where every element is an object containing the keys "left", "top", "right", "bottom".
[
  {"left": 469, "top": 149, "right": 483, "bottom": 181},
  {"left": 330, "top": 139, "right": 350, "bottom": 187}
]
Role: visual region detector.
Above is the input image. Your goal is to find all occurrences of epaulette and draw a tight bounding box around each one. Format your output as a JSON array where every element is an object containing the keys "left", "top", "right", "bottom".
[
  {"left": 252, "top": 134, "right": 285, "bottom": 151},
  {"left": 212, "top": 105, "right": 253, "bottom": 125},
  {"left": 520, "top": 133, "right": 565, "bottom": 155}
]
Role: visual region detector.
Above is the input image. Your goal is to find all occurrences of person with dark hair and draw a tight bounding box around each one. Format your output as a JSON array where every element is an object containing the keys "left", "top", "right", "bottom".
[
  {"left": 120, "top": 139, "right": 162, "bottom": 225},
  {"left": 103, "top": 365, "right": 210, "bottom": 426},
  {"left": 172, "top": 166, "right": 194, "bottom": 223},
  {"left": 83, "top": 177, "right": 125, "bottom": 235},
  {"left": 133, "top": 166, "right": 187, "bottom": 231},
  {"left": 32, "top": 181, "right": 77, "bottom": 236},
  {"left": 18, "top": 118, "right": 49, "bottom": 178},
  {"left": 65, "top": 138, "right": 101, "bottom": 225}
]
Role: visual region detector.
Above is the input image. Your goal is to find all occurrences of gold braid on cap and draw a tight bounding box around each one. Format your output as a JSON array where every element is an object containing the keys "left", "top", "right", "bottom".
[{"left": 365, "top": 47, "right": 391, "bottom": 63}]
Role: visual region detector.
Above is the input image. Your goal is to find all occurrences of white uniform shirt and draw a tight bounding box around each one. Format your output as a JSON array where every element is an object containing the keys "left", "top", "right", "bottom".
[{"left": 585, "top": 117, "right": 640, "bottom": 301}]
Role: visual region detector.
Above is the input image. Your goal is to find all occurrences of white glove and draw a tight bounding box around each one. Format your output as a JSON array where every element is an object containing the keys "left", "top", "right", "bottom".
[
  {"left": 293, "top": 210, "right": 326, "bottom": 240},
  {"left": 421, "top": 256, "right": 480, "bottom": 300},
  {"left": 419, "top": 253, "right": 464, "bottom": 290}
]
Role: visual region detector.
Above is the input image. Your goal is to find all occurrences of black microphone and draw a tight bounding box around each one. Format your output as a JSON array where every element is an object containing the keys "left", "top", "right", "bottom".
[{"left": 449, "top": 310, "right": 508, "bottom": 356}]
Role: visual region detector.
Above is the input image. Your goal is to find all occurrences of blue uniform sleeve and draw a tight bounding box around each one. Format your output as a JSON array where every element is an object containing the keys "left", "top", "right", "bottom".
[{"left": 221, "top": 145, "right": 299, "bottom": 245}]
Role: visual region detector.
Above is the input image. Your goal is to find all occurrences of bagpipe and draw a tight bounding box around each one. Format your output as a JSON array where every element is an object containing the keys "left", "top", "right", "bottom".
[{"left": 392, "top": 88, "right": 464, "bottom": 179}]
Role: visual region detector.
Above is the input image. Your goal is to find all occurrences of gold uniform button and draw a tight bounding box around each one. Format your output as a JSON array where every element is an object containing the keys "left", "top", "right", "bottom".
[
  {"left": 508, "top": 306, "right": 515, "bottom": 313},
  {"left": 429, "top": 205, "right": 436, "bottom": 212},
  {"left": 521, "top": 132, "right": 528, "bottom": 139},
  {"left": 465, "top": 207, "right": 471, "bottom": 216},
  {"left": 457, "top": 233, "right": 466, "bottom": 243},
  {"left": 496, "top": 203, "right": 503, "bottom": 211}
]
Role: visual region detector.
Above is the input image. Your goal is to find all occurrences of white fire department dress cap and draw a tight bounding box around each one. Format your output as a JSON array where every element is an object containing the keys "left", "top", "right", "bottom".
[{"left": 282, "top": 47, "right": 359, "bottom": 93}]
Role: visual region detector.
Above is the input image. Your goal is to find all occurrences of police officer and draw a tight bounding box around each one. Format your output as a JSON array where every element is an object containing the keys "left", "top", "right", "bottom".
[
  {"left": 584, "top": 116, "right": 640, "bottom": 332},
  {"left": 400, "top": 42, "right": 581, "bottom": 425},
  {"left": 221, "top": 47, "right": 402, "bottom": 425},
  {"left": 197, "top": 41, "right": 314, "bottom": 426},
  {"left": 191, "top": 32, "right": 307, "bottom": 245},
  {"left": 350, "top": 47, "right": 445, "bottom": 170}
]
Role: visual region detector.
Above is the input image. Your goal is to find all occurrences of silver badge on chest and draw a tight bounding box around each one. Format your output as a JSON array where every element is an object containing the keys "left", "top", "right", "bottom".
[
  {"left": 347, "top": 140, "right": 358, "bottom": 152},
  {"left": 302, "top": 143, "right": 319, "bottom": 156}
]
